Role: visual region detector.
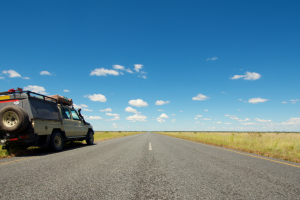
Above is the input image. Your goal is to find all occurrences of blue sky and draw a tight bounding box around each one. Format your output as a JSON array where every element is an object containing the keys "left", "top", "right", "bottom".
[{"left": 1, "top": 0, "right": 300, "bottom": 131}]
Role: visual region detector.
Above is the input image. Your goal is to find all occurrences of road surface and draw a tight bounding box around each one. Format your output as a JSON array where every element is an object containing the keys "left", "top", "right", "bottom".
[{"left": 0, "top": 132, "right": 300, "bottom": 199}]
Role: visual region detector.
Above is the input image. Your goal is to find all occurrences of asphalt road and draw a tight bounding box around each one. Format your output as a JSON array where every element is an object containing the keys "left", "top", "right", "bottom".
[{"left": 0, "top": 132, "right": 300, "bottom": 199}]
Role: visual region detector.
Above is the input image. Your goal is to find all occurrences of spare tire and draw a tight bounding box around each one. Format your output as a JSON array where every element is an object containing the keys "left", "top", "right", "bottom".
[{"left": 0, "top": 105, "right": 29, "bottom": 134}]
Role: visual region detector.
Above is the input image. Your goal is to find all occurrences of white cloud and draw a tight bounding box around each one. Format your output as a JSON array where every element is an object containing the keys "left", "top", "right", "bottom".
[
  {"left": 192, "top": 94, "right": 209, "bottom": 101},
  {"left": 291, "top": 99, "right": 300, "bottom": 102},
  {"left": 204, "top": 109, "right": 208, "bottom": 112},
  {"left": 238, "top": 109, "right": 241, "bottom": 111},
  {"left": 231, "top": 71, "right": 261, "bottom": 80},
  {"left": 196, "top": 115, "right": 202, "bottom": 117},
  {"left": 2, "top": 70, "right": 21, "bottom": 78},
  {"left": 282, "top": 101, "right": 287, "bottom": 104},
  {"left": 129, "top": 99, "right": 148, "bottom": 107},
  {"left": 0, "top": 77, "right": 4, "bottom": 80},
  {"left": 225, "top": 114, "right": 231, "bottom": 117},
  {"left": 225, "top": 123, "right": 231, "bottom": 124},
  {"left": 126, "top": 68, "right": 133, "bottom": 73},
  {"left": 217, "top": 122, "right": 222, "bottom": 124},
  {"left": 22, "top": 77, "right": 30, "bottom": 80},
  {"left": 106, "top": 113, "right": 119, "bottom": 117},
  {"left": 64, "top": 89, "right": 70, "bottom": 92},
  {"left": 88, "top": 116, "right": 103, "bottom": 120},
  {"left": 206, "top": 57, "right": 218, "bottom": 61},
  {"left": 172, "top": 114, "right": 176, "bottom": 116},
  {"left": 238, "top": 99, "right": 242, "bottom": 101},
  {"left": 180, "top": 111, "right": 183, "bottom": 112},
  {"left": 241, "top": 122, "right": 255, "bottom": 125},
  {"left": 157, "top": 109, "right": 164, "bottom": 111},
  {"left": 248, "top": 97, "right": 268, "bottom": 104},
  {"left": 73, "top": 104, "right": 89, "bottom": 109},
  {"left": 112, "top": 123, "right": 117, "bottom": 126},
  {"left": 23, "top": 85, "right": 48, "bottom": 94},
  {"left": 112, "top": 65, "right": 125, "bottom": 70},
  {"left": 40, "top": 71, "right": 51, "bottom": 75},
  {"left": 155, "top": 100, "right": 170, "bottom": 105},
  {"left": 100, "top": 108, "right": 112, "bottom": 112},
  {"left": 255, "top": 118, "right": 272, "bottom": 122},
  {"left": 292, "top": 102, "right": 296, "bottom": 104},
  {"left": 203, "top": 118, "right": 211, "bottom": 120},
  {"left": 134, "top": 64, "right": 143, "bottom": 72},
  {"left": 126, "top": 114, "right": 147, "bottom": 122},
  {"left": 90, "top": 68, "right": 119, "bottom": 76},
  {"left": 82, "top": 108, "right": 93, "bottom": 111},
  {"left": 194, "top": 118, "right": 198, "bottom": 120},
  {"left": 282, "top": 118, "right": 300, "bottom": 125},
  {"left": 171, "top": 119, "right": 176, "bottom": 122},
  {"left": 125, "top": 107, "right": 140, "bottom": 113},
  {"left": 85, "top": 94, "right": 107, "bottom": 102},
  {"left": 159, "top": 113, "right": 169, "bottom": 118},
  {"left": 139, "top": 75, "right": 147, "bottom": 79}
]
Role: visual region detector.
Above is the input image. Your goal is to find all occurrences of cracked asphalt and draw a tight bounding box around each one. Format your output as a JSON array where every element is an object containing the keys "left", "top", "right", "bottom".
[{"left": 0, "top": 132, "right": 300, "bottom": 199}]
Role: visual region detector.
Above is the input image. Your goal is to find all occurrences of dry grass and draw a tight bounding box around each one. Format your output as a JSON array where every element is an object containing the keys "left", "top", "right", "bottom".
[
  {"left": 0, "top": 131, "right": 143, "bottom": 159},
  {"left": 155, "top": 132, "right": 300, "bottom": 163}
]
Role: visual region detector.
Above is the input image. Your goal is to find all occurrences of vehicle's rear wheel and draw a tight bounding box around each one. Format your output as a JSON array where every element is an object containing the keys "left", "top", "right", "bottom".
[
  {"left": 50, "top": 131, "right": 64, "bottom": 152},
  {"left": 86, "top": 130, "right": 94, "bottom": 145},
  {"left": 0, "top": 106, "right": 29, "bottom": 134}
]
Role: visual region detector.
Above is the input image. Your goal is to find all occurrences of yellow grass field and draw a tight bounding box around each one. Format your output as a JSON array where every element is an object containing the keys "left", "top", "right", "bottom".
[
  {"left": 155, "top": 132, "right": 300, "bottom": 163},
  {"left": 0, "top": 131, "right": 143, "bottom": 158}
]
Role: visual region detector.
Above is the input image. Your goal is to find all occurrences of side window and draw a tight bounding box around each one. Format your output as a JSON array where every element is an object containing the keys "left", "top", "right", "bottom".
[
  {"left": 71, "top": 110, "right": 80, "bottom": 120},
  {"left": 61, "top": 108, "right": 71, "bottom": 119}
]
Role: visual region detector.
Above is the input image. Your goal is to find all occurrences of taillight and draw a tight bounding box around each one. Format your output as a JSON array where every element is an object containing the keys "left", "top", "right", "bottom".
[
  {"left": 9, "top": 138, "right": 18, "bottom": 141},
  {"left": 19, "top": 135, "right": 29, "bottom": 139}
]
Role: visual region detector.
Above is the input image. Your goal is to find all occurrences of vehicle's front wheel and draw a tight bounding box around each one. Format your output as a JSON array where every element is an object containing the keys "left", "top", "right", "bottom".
[
  {"left": 86, "top": 130, "right": 94, "bottom": 145},
  {"left": 50, "top": 131, "right": 64, "bottom": 152}
]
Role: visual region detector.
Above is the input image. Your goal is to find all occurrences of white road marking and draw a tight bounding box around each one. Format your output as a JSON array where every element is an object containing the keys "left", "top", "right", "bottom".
[{"left": 149, "top": 142, "right": 152, "bottom": 150}]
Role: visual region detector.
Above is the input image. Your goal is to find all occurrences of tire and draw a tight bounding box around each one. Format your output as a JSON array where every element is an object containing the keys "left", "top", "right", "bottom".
[
  {"left": 86, "top": 130, "right": 94, "bottom": 145},
  {"left": 50, "top": 131, "right": 64, "bottom": 152},
  {"left": 0, "top": 105, "right": 29, "bottom": 134}
]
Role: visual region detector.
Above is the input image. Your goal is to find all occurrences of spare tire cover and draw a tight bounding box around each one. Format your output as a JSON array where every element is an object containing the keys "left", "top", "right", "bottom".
[{"left": 0, "top": 105, "right": 29, "bottom": 134}]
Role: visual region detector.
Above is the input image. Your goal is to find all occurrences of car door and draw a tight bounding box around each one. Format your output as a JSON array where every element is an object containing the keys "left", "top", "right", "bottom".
[
  {"left": 61, "top": 107, "right": 77, "bottom": 137},
  {"left": 70, "top": 109, "right": 86, "bottom": 136}
]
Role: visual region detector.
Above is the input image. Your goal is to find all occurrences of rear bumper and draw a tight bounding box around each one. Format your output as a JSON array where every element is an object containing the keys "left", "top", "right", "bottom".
[{"left": 0, "top": 133, "right": 36, "bottom": 145}]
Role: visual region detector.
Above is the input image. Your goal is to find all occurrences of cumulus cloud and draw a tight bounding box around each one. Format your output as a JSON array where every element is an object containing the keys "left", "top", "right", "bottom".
[
  {"left": 206, "top": 57, "right": 218, "bottom": 61},
  {"left": 231, "top": 71, "right": 261, "bottom": 80},
  {"left": 225, "top": 123, "right": 231, "bottom": 124},
  {"left": 255, "top": 118, "right": 272, "bottom": 122},
  {"left": 0, "top": 77, "right": 4, "bottom": 80},
  {"left": 23, "top": 85, "right": 48, "bottom": 94},
  {"left": 291, "top": 99, "right": 300, "bottom": 102},
  {"left": 100, "top": 108, "right": 112, "bottom": 112},
  {"left": 192, "top": 94, "right": 209, "bottom": 101},
  {"left": 204, "top": 109, "right": 208, "bottom": 112},
  {"left": 134, "top": 64, "right": 143, "bottom": 72},
  {"left": 73, "top": 104, "right": 88, "bottom": 109},
  {"left": 196, "top": 115, "right": 202, "bottom": 117},
  {"left": 129, "top": 99, "right": 148, "bottom": 107},
  {"left": 155, "top": 100, "right": 170, "bottom": 105},
  {"left": 126, "top": 68, "right": 133, "bottom": 73},
  {"left": 88, "top": 116, "right": 103, "bottom": 120},
  {"left": 90, "top": 68, "right": 119, "bottom": 76},
  {"left": 125, "top": 107, "right": 140, "bottom": 113},
  {"left": 282, "top": 118, "right": 300, "bottom": 125},
  {"left": 194, "top": 118, "right": 198, "bottom": 120},
  {"left": 282, "top": 102, "right": 288, "bottom": 104},
  {"left": 85, "top": 94, "right": 107, "bottom": 102},
  {"left": 157, "top": 109, "right": 164, "bottom": 111},
  {"left": 248, "top": 97, "right": 268, "bottom": 104},
  {"left": 126, "top": 114, "right": 147, "bottom": 122},
  {"left": 112, "top": 65, "right": 125, "bottom": 70},
  {"left": 202, "top": 118, "right": 211, "bottom": 120},
  {"left": 106, "top": 113, "right": 119, "bottom": 117},
  {"left": 82, "top": 108, "right": 92, "bottom": 111},
  {"left": 171, "top": 119, "right": 176, "bottom": 122},
  {"left": 2, "top": 70, "right": 21, "bottom": 78},
  {"left": 64, "top": 89, "right": 70, "bottom": 92},
  {"left": 22, "top": 77, "right": 30, "bottom": 80},
  {"left": 40, "top": 71, "right": 51, "bottom": 75},
  {"left": 217, "top": 122, "right": 222, "bottom": 124},
  {"left": 241, "top": 122, "right": 255, "bottom": 125},
  {"left": 225, "top": 114, "right": 231, "bottom": 117},
  {"left": 139, "top": 75, "right": 147, "bottom": 79},
  {"left": 172, "top": 114, "right": 176, "bottom": 116},
  {"left": 159, "top": 113, "right": 169, "bottom": 118}
]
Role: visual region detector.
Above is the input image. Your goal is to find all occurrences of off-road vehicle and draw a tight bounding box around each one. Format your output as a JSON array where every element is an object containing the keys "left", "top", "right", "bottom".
[{"left": 0, "top": 90, "right": 94, "bottom": 152}]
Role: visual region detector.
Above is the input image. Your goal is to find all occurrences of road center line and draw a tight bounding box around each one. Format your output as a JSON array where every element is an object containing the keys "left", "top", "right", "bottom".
[{"left": 149, "top": 142, "right": 152, "bottom": 150}]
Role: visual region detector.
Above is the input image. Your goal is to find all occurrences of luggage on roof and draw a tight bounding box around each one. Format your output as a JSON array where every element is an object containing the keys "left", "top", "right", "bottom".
[{"left": 46, "top": 95, "right": 73, "bottom": 106}]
